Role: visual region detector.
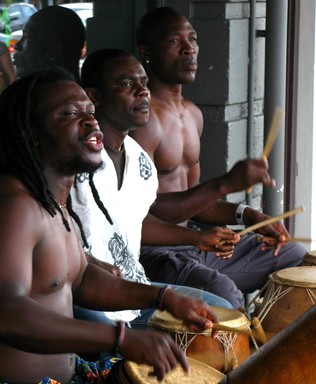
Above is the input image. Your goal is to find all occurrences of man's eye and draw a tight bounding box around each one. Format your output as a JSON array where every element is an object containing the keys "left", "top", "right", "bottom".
[
  {"left": 64, "top": 111, "right": 77, "bottom": 117},
  {"left": 88, "top": 111, "right": 95, "bottom": 117},
  {"left": 121, "top": 82, "right": 132, "bottom": 87}
]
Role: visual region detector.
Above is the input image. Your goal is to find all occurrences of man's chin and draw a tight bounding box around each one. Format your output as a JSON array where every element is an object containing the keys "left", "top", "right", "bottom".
[
  {"left": 67, "top": 160, "right": 104, "bottom": 176},
  {"left": 82, "top": 160, "right": 104, "bottom": 174}
]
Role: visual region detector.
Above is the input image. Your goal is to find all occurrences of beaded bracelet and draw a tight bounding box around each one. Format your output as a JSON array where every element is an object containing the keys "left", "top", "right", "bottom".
[
  {"left": 113, "top": 320, "right": 125, "bottom": 356},
  {"left": 156, "top": 285, "right": 172, "bottom": 310}
]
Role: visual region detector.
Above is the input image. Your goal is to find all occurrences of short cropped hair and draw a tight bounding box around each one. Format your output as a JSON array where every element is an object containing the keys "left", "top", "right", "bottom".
[
  {"left": 81, "top": 48, "right": 133, "bottom": 89},
  {"left": 136, "top": 7, "right": 182, "bottom": 46}
]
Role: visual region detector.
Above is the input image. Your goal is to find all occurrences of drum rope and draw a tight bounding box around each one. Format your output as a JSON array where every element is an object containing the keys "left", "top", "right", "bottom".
[
  {"left": 245, "top": 279, "right": 270, "bottom": 314},
  {"left": 306, "top": 288, "right": 316, "bottom": 304},
  {"left": 256, "top": 284, "right": 294, "bottom": 323},
  {"left": 173, "top": 332, "right": 197, "bottom": 353},
  {"left": 216, "top": 331, "right": 238, "bottom": 372},
  {"left": 247, "top": 326, "right": 259, "bottom": 350}
]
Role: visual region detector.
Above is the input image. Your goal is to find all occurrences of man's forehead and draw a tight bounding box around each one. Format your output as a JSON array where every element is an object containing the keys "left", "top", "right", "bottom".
[
  {"left": 107, "top": 57, "right": 146, "bottom": 79},
  {"left": 37, "top": 81, "right": 88, "bottom": 108},
  {"left": 156, "top": 16, "right": 196, "bottom": 37}
]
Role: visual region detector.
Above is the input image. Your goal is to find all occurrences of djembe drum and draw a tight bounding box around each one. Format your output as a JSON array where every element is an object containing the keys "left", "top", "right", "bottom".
[
  {"left": 253, "top": 266, "right": 316, "bottom": 340},
  {"left": 148, "top": 306, "right": 252, "bottom": 373},
  {"left": 108, "top": 357, "right": 225, "bottom": 384},
  {"left": 303, "top": 250, "right": 316, "bottom": 265}
]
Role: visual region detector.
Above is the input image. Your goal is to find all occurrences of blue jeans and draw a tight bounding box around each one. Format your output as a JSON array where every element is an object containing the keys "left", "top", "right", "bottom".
[{"left": 73, "top": 282, "right": 234, "bottom": 329}]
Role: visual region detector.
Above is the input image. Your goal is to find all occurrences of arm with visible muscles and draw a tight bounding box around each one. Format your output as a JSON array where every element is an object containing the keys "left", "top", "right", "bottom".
[{"left": 150, "top": 158, "right": 275, "bottom": 224}]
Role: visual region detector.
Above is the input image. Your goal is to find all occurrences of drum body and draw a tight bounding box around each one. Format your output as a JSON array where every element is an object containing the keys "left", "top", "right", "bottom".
[
  {"left": 255, "top": 266, "right": 316, "bottom": 340},
  {"left": 148, "top": 306, "right": 251, "bottom": 373},
  {"left": 108, "top": 357, "right": 225, "bottom": 384}
]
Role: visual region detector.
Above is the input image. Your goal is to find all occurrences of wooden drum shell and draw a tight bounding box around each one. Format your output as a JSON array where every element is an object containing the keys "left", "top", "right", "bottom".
[{"left": 255, "top": 266, "right": 316, "bottom": 340}]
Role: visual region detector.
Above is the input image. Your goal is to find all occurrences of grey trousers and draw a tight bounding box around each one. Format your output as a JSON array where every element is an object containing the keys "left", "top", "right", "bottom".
[{"left": 140, "top": 233, "right": 306, "bottom": 308}]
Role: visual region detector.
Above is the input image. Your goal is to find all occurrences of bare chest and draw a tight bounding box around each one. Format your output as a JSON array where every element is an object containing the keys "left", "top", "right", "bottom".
[
  {"left": 31, "top": 211, "right": 83, "bottom": 295},
  {"left": 155, "top": 111, "right": 200, "bottom": 188}
]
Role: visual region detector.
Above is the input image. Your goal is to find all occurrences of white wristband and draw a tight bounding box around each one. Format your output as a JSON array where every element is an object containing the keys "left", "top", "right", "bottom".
[{"left": 235, "top": 204, "right": 249, "bottom": 225}]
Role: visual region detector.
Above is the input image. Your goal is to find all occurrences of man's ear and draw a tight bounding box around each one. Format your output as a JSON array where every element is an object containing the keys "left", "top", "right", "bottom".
[
  {"left": 138, "top": 44, "right": 150, "bottom": 64},
  {"left": 85, "top": 87, "right": 100, "bottom": 106}
]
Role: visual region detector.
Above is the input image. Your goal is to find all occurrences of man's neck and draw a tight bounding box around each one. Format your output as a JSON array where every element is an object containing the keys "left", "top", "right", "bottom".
[
  {"left": 148, "top": 77, "right": 183, "bottom": 105},
  {"left": 44, "top": 170, "right": 74, "bottom": 208}
]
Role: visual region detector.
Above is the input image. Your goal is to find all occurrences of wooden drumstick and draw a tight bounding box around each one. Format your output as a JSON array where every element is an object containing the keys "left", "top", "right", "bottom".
[
  {"left": 217, "top": 206, "right": 305, "bottom": 246},
  {"left": 247, "top": 107, "right": 284, "bottom": 194},
  {"left": 257, "top": 236, "right": 312, "bottom": 244},
  {"left": 262, "top": 106, "right": 284, "bottom": 158},
  {"left": 238, "top": 206, "right": 305, "bottom": 236}
]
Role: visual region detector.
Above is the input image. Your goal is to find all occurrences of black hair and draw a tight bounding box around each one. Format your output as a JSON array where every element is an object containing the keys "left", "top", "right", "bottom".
[
  {"left": 0, "top": 67, "right": 88, "bottom": 246},
  {"left": 81, "top": 48, "right": 132, "bottom": 89},
  {"left": 30, "top": 6, "right": 86, "bottom": 56},
  {"left": 136, "top": 7, "right": 183, "bottom": 46}
]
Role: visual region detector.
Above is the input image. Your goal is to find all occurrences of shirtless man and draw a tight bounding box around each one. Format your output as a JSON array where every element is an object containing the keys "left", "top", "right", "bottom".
[
  {"left": 0, "top": 68, "right": 219, "bottom": 383},
  {"left": 130, "top": 7, "right": 306, "bottom": 303},
  {"left": 13, "top": 6, "right": 85, "bottom": 81}
]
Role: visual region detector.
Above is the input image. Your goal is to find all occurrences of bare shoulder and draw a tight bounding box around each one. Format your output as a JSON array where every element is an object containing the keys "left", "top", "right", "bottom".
[
  {"left": 0, "top": 176, "right": 46, "bottom": 295},
  {"left": 182, "top": 98, "right": 203, "bottom": 136},
  {"left": 0, "top": 175, "right": 42, "bottom": 228}
]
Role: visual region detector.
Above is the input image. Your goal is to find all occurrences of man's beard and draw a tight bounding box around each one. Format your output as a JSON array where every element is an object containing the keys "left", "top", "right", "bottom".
[{"left": 51, "top": 154, "right": 104, "bottom": 176}]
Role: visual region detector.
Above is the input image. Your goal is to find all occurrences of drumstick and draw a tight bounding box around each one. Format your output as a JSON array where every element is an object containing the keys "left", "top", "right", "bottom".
[
  {"left": 262, "top": 106, "right": 284, "bottom": 158},
  {"left": 217, "top": 206, "right": 305, "bottom": 246},
  {"left": 238, "top": 206, "right": 305, "bottom": 236},
  {"left": 247, "top": 107, "right": 284, "bottom": 193},
  {"left": 257, "top": 236, "right": 312, "bottom": 243}
]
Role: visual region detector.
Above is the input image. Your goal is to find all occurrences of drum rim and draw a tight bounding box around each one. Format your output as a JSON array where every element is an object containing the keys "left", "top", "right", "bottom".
[
  {"left": 148, "top": 306, "right": 251, "bottom": 333},
  {"left": 270, "top": 266, "right": 316, "bottom": 287},
  {"left": 124, "top": 357, "right": 225, "bottom": 383}
]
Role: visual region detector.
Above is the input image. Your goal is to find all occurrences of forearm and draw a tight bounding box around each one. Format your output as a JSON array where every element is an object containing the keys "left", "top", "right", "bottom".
[
  {"left": 151, "top": 158, "right": 275, "bottom": 224},
  {"left": 141, "top": 214, "right": 200, "bottom": 246},
  {"left": 73, "top": 263, "right": 162, "bottom": 311},
  {"left": 151, "top": 177, "right": 230, "bottom": 224},
  {"left": 0, "top": 294, "right": 117, "bottom": 355},
  {"left": 193, "top": 200, "right": 239, "bottom": 225}
]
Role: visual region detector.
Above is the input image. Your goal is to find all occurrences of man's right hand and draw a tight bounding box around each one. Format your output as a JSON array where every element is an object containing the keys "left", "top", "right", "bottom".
[
  {"left": 122, "top": 328, "right": 189, "bottom": 381},
  {"left": 223, "top": 158, "right": 275, "bottom": 194}
]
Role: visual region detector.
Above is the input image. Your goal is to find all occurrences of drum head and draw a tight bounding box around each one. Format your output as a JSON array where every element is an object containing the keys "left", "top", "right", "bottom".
[
  {"left": 124, "top": 357, "right": 225, "bottom": 383},
  {"left": 148, "top": 306, "right": 250, "bottom": 334},
  {"left": 270, "top": 266, "right": 316, "bottom": 288},
  {"left": 304, "top": 252, "right": 316, "bottom": 264}
]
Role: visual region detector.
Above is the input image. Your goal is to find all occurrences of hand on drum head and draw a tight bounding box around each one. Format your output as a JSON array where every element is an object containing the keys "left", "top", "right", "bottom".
[
  {"left": 121, "top": 328, "right": 190, "bottom": 381},
  {"left": 161, "top": 288, "right": 219, "bottom": 336}
]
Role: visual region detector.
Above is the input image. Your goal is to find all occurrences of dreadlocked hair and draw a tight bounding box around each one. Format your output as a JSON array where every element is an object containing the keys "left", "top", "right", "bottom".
[
  {"left": 65, "top": 193, "right": 89, "bottom": 248},
  {"left": 0, "top": 67, "right": 86, "bottom": 234},
  {"left": 88, "top": 172, "right": 113, "bottom": 225}
]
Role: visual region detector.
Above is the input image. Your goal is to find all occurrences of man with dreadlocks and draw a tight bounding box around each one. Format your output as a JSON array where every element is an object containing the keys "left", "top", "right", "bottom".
[{"left": 0, "top": 68, "right": 221, "bottom": 383}]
